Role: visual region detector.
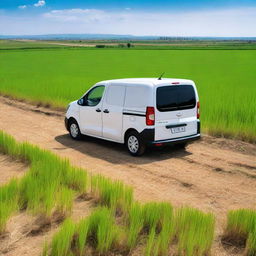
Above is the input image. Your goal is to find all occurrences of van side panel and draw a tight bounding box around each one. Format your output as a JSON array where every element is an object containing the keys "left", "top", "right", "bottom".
[{"left": 122, "top": 84, "right": 154, "bottom": 142}]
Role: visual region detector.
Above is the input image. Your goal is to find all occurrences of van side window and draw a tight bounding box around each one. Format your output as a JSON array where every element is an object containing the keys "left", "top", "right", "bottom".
[
  {"left": 84, "top": 86, "right": 105, "bottom": 106},
  {"left": 106, "top": 85, "right": 126, "bottom": 106}
]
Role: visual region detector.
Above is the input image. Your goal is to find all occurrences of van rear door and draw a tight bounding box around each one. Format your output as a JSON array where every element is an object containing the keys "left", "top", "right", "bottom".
[{"left": 154, "top": 84, "right": 198, "bottom": 141}]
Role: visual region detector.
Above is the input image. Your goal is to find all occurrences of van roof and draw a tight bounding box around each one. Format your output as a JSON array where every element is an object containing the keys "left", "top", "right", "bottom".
[{"left": 97, "top": 78, "right": 194, "bottom": 87}]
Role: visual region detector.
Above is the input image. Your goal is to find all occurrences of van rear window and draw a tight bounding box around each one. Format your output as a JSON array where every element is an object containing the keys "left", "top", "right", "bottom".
[{"left": 157, "top": 85, "right": 196, "bottom": 112}]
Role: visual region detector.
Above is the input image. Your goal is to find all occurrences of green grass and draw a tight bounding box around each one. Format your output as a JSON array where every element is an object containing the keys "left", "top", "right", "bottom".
[
  {"left": 0, "top": 130, "right": 88, "bottom": 226},
  {"left": 0, "top": 48, "right": 255, "bottom": 142},
  {"left": 47, "top": 207, "right": 119, "bottom": 256},
  {"left": 175, "top": 207, "right": 215, "bottom": 256},
  {"left": 126, "top": 202, "right": 144, "bottom": 249},
  {"left": 51, "top": 218, "right": 76, "bottom": 256},
  {"left": 86, "top": 207, "right": 119, "bottom": 253},
  {"left": 224, "top": 209, "right": 256, "bottom": 255},
  {"left": 247, "top": 230, "right": 256, "bottom": 256},
  {"left": 76, "top": 218, "right": 90, "bottom": 256},
  {"left": 0, "top": 179, "right": 19, "bottom": 232},
  {"left": 91, "top": 175, "right": 133, "bottom": 214}
]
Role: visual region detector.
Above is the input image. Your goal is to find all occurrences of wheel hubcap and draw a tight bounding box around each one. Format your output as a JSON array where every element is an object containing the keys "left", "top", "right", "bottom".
[
  {"left": 128, "top": 135, "right": 139, "bottom": 153},
  {"left": 70, "top": 123, "right": 79, "bottom": 137}
]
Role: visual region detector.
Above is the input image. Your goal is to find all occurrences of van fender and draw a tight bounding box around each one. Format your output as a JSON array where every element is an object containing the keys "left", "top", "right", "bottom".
[{"left": 124, "top": 128, "right": 155, "bottom": 145}]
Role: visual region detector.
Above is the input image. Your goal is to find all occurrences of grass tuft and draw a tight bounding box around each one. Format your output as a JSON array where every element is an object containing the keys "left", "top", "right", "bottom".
[
  {"left": 0, "top": 131, "right": 88, "bottom": 232},
  {"left": 175, "top": 207, "right": 215, "bottom": 256},
  {"left": 224, "top": 209, "right": 256, "bottom": 255},
  {"left": 92, "top": 175, "right": 133, "bottom": 214},
  {"left": 76, "top": 218, "right": 90, "bottom": 256},
  {"left": 51, "top": 218, "right": 76, "bottom": 256},
  {"left": 126, "top": 202, "right": 144, "bottom": 250},
  {"left": 0, "top": 179, "right": 19, "bottom": 232}
]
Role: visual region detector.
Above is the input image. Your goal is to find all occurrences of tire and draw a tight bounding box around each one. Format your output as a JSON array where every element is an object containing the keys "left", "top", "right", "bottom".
[
  {"left": 126, "top": 131, "right": 146, "bottom": 156},
  {"left": 68, "top": 119, "right": 82, "bottom": 140}
]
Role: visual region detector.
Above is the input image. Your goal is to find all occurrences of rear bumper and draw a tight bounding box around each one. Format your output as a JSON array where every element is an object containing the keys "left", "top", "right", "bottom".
[
  {"left": 151, "top": 133, "right": 201, "bottom": 145},
  {"left": 140, "top": 120, "right": 201, "bottom": 146}
]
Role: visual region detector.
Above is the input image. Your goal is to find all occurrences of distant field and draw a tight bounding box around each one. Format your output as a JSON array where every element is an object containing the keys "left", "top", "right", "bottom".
[
  {"left": 0, "top": 46, "right": 255, "bottom": 142},
  {"left": 1, "top": 39, "right": 256, "bottom": 50},
  {"left": 0, "top": 40, "right": 66, "bottom": 50},
  {"left": 56, "top": 39, "right": 256, "bottom": 49}
]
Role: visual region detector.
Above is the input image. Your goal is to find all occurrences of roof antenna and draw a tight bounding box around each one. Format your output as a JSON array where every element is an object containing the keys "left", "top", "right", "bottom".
[{"left": 158, "top": 72, "right": 165, "bottom": 80}]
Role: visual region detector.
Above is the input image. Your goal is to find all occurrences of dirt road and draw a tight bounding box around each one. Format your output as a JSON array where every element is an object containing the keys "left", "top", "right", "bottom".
[{"left": 0, "top": 96, "right": 255, "bottom": 255}]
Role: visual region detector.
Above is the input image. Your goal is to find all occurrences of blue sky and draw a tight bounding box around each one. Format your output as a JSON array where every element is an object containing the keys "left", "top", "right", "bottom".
[
  {"left": 1, "top": 0, "right": 256, "bottom": 11},
  {"left": 0, "top": 0, "right": 256, "bottom": 36}
]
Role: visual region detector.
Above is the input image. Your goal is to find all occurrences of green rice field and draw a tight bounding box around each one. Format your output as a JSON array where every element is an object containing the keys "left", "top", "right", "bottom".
[{"left": 0, "top": 46, "right": 255, "bottom": 142}]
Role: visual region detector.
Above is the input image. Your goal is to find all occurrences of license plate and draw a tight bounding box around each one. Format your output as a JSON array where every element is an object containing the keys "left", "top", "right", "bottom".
[{"left": 171, "top": 126, "right": 186, "bottom": 134}]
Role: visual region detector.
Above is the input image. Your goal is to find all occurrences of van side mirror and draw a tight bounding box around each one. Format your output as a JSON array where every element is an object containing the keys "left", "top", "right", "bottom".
[{"left": 77, "top": 98, "right": 84, "bottom": 106}]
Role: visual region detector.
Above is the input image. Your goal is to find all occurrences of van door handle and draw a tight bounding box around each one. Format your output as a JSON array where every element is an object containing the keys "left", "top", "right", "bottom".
[
  {"left": 103, "top": 109, "right": 109, "bottom": 113},
  {"left": 96, "top": 108, "right": 101, "bottom": 112}
]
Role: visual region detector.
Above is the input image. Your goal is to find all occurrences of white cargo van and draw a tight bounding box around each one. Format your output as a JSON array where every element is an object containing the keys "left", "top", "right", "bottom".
[{"left": 65, "top": 78, "right": 200, "bottom": 156}]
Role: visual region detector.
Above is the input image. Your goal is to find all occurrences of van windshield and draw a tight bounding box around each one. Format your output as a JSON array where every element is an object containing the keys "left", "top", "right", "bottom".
[{"left": 157, "top": 85, "right": 196, "bottom": 112}]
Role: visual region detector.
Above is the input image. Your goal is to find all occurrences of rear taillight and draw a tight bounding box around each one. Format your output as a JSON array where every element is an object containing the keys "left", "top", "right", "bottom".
[
  {"left": 146, "top": 106, "right": 155, "bottom": 126},
  {"left": 197, "top": 101, "right": 200, "bottom": 119}
]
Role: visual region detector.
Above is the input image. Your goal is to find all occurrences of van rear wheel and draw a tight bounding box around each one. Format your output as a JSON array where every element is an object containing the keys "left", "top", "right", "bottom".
[
  {"left": 126, "top": 131, "right": 146, "bottom": 156},
  {"left": 68, "top": 119, "right": 82, "bottom": 140}
]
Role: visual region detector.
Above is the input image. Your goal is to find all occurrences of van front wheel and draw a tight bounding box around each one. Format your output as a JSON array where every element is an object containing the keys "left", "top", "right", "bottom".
[
  {"left": 126, "top": 131, "right": 146, "bottom": 156},
  {"left": 68, "top": 120, "right": 82, "bottom": 140}
]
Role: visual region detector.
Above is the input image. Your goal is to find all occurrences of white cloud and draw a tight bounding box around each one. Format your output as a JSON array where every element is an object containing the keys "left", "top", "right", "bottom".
[
  {"left": 34, "top": 0, "right": 45, "bottom": 7},
  {"left": 1, "top": 7, "right": 256, "bottom": 36},
  {"left": 18, "top": 5, "right": 27, "bottom": 9},
  {"left": 43, "top": 9, "right": 107, "bottom": 22}
]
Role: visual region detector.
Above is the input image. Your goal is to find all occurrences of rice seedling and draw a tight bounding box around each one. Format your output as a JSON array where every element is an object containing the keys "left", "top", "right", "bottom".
[
  {"left": 86, "top": 207, "right": 119, "bottom": 253},
  {"left": 145, "top": 228, "right": 156, "bottom": 256},
  {"left": 76, "top": 218, "right": 90, "bottom": 256},
  {"left": 126, "top": 202, "right": 144, "bottom": 250},
  {"left": 0, "top": 179, "right": 19, "bottom": 233},
  {"left": 175, "top": 207, "right": 215, "bottom": 256},
  {"left": 56, "top": 187, "right": 75, "bottom": 217},
  {"left": 154, "top": 207, "right": 174, "bottom": 256},
  {"left": 246, "top": 229, "right": 256, "bottom": 256},
  {"left": 142, "top": 202, "right": 173, "bottom": 232},
  {"left": 63, "top": 167, "right": 88, "bottom": 194},
  {"left": 91, "top": 175, "right": 133, "bottom": 214},
  {"left": 51, "top": 218, "right": 76, "bottom": 256},
  {"left": 142, "top": 202, "right": 174, "bottom": 256},
  {"left": 18, "top": 166, "right": 60, "bottom": 217},
  {"left": 0, "top": 131, "right": 19, "bottom": 157},
  {"left": 224, "top": 209, "right": 256, "bottom": 243},
  {"left": 0, "top": 131, "right": 88, "bottom": 225},
  {"left": 49, "top": 207, "right": 119, "bottom": 255}
]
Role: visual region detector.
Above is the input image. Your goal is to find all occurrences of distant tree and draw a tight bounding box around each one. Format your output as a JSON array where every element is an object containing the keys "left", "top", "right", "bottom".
[
  {"left": 127, "top": 42, "right": 131, "bottom": 48},
  {"left": 95, "top": 45, "right": 105, "bottom": 48}
]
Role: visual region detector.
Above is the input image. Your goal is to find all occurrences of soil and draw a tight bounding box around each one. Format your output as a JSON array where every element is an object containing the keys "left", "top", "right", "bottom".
[
  {"left": 0, "top": 155, "right": 28, "bottom": 185},
  {"left": 0, "top": 96, "right": 255, "bottom": 256}
]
